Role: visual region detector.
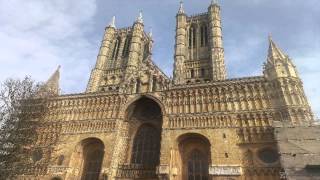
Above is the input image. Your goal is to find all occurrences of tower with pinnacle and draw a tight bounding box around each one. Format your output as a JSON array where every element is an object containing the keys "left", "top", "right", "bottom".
[
  {"left": 173, "top": 1, "right": 227, "bottom": 85},
  {"left": 86, "top": 13, "right": 167, "bottom": 94}
]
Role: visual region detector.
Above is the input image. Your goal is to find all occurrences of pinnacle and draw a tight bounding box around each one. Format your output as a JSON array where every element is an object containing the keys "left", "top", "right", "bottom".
[
  {"left": 108, "top": 16, "right": 116, "bottom": 28},
  {"left": 136, "top": 11, "right": 143, "bottom": 24},
  {"left": 178, "top": 1, "right": 185, "bottom": 14},
  {"left": 39, "top": 65, "right": 60, "bottom": 96},
  {"left": 211, "top": 0, "right": 219, "bottom": 5},
  {"left": 148, "top": 27, "right": 153, "bottom": 37},
  {"left": 268, "top": 36, "right": 286, "bottom": 62}
]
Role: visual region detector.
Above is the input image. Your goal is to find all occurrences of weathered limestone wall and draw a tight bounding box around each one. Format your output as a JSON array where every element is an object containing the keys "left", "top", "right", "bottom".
[{"left": 275, "top": 125, "right": 320, "bottom": 180}]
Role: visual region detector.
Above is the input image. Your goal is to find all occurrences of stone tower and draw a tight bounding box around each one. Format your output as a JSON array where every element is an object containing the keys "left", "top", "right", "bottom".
[
  {"left": 86, "top": 13, "right": 167, "bottom": 93},
  {"left": 173, "top": 1, "right": 227, "bottom": 85}
]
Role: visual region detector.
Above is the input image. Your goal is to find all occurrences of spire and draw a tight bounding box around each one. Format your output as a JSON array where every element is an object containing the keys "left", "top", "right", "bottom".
[
  {"left": 264, "top": 36, "right": 298, "bottom": 79},
  {"left": 108, "top": 16, "right": 116, "bottom": 28},
  {"left": 211, "top": 0, "right": 219, "bottom": 5},
  {"left": 178, "top": 1, "right": 185, "bottom": 14},
  {"left": 136, "top": 10, "right": 143, "bottom": 24},
  {"left": 38, "top": 66, "right": 60, "bottom": 96},
  {"left": 268, "top": 36, "right": 286, "bottom": 63}
]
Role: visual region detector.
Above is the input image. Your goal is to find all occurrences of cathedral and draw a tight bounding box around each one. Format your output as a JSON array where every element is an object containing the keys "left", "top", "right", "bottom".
[{"left": 12, "top": 1, "right": 320, "bottom": 180}]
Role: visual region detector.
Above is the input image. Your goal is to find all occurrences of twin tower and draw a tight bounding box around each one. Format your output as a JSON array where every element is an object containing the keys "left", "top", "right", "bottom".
[{"left": 87, "top": 1, "right": 227, "bottom": 93}]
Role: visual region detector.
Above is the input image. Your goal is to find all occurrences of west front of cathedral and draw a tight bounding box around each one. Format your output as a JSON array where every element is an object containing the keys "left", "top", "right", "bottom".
[{"left": 11, "top": 1, "right": 320, "bottom": 180}]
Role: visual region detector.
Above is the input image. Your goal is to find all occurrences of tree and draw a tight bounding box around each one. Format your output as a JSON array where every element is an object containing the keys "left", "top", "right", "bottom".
[{"left": 0, "top": 76, "right": 43, "bottom": 179}]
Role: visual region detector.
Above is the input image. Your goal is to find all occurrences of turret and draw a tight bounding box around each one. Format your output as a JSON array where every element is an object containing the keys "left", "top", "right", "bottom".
[
  {"left": 173, "top": 1, "right": 187, "bottom": 84},
  {"left": 263, "top": 36, "right": 298, "bottom": 80},
  {"left": 263, "top": 37, "right": 314, "bottom": 125},
  {"left": 96, "top": 16, "right": 117, "bottom": 69},
  {"left": 208, "top": 0, "right": 227, "bottom": 80},
  {"left": 87, "top": 16, "right": 116, "bottom": 92},
  {"left": 126, "top": 11, "right": 145, "bottom": 70}
]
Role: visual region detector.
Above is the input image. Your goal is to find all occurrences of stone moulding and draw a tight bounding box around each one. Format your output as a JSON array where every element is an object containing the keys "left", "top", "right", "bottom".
[{"left": 209, "top": 165, "right": 242, "bottom": 175}]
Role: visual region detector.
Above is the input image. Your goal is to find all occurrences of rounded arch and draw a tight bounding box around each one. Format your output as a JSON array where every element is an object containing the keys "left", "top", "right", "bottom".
[
  {"left": 176, "top": 133, "right": 211, "bottom": 180},
  {"left": 74, "top": 137, "right": 105, "bottom": 152},
  {"left": 177, "top": 133, "right": 211, "bottom": 146},
  {"left": 69, "top": 137, "right": 105, "bottom": 180}
]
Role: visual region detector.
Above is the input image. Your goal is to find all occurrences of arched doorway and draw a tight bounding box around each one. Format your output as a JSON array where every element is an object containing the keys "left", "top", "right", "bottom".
[
  {"left": 178, "top": 133, "right": 211, "bottom": 180},
  {"left": 77, "top": 138, "right": 105, "bottom": 180},
  {"left": 125, "top": 97, "right": 163, "bottom": 179}
]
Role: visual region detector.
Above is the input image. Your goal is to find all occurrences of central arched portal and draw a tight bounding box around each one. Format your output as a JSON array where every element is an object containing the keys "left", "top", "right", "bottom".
[{"left": 125, "top": 96, "right": 163, "bottom": 179}]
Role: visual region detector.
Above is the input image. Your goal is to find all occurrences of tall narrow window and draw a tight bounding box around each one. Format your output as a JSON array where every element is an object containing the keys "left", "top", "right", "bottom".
[
  {"left": 125, "top": 36, "right": 131, "bottom": 57},
  {"left": 200, "top": 26, "right": 204, "bottom": 46},
  {"left": 204, "top": 26, "right": 208, "bottom": 46},
  {"left": 122, "top": 36, "right": 129, "bottom": 57},
  {"left": 201, "top": 68, "right": 205, "bottom": 77},
  {"left": 190, "top": 69, "right": 195, "bottom": 78},
  {"left": 188, "top": 150, "right": 209, "bottom": 180},
  {"left": 112, "top": 38, "right": 120, "bottom": 60},
  {"left": 115, "top": 37, "right": 121, "bottom": 59},
  {"left": 189, "top": 29, "right": 192, "bottom": 47},
  {"left": 192, "top": 27, "right": 196, "bottom": 47},
  {"left": 152, "top": 76, "right": 157, "bottom": 92},
  {"left": 131, "top": 124, "right": 160, "bottom": 167},
  {"left": 136, "top": 78, "right": 141, "bottom": 93}
]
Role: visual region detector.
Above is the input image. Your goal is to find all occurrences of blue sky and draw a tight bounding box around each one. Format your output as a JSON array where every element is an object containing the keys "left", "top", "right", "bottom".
[{"left": 0, "top": 0, "right": 319, "bottom": 117}]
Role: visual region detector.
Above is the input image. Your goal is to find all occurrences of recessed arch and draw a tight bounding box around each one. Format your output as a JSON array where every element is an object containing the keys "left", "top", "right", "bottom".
[
  {"left": 69, "top": 137, "right": 105, "bottom": 180},
  {"left": 80, "top": 138, "right": 104, "bottom": 180},
  {"left": 177, "top": 133, "right": 211, "bottom": 180},
  {"left": 123, "top": 96, "right": 164, "bottom": 179}
]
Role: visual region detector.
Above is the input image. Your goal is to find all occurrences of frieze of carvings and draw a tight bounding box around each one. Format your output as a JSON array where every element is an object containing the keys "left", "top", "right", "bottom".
[
  {"left": 242, "top": 167, "right": 281, "bottom": 176},
  {"left": 46, "top": 94, "right": 127, "bottom": 110},
  {"left": 116, "top": 164, "right": 157, "bottom": 179},
  {"left": 236, "top": 112, "right": 273, "bottom": 128},
  {"left": 47, "top": 165, "right": 72, "bottom": 175},
  {"left": 61, "top": 119, "right": 116, "bottom": 134},
  {"left": 237, "top": 127, "right": 275, "bottom": 144},
  {"left": 164, "top": 82, "right": 274, "bottom": 114},
  {"left": 167, "top": 115, "right": 234, "bottom": 129},
  {"left": 45, "top": 102, "right": 123, "bottom": 121},
  {"left": 167, "top": 111, "right": 275, "bottom": 129}
]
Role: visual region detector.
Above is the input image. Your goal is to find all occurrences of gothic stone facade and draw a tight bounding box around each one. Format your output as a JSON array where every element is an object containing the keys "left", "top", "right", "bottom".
[{"left": 15, "top": 2, "right": 317, "bottom": 180}]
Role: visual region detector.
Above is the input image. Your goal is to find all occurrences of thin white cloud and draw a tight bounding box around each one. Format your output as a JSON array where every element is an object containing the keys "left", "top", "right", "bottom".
[{"left": 0, "top": 0, "right": 97, "bottom": 93}]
